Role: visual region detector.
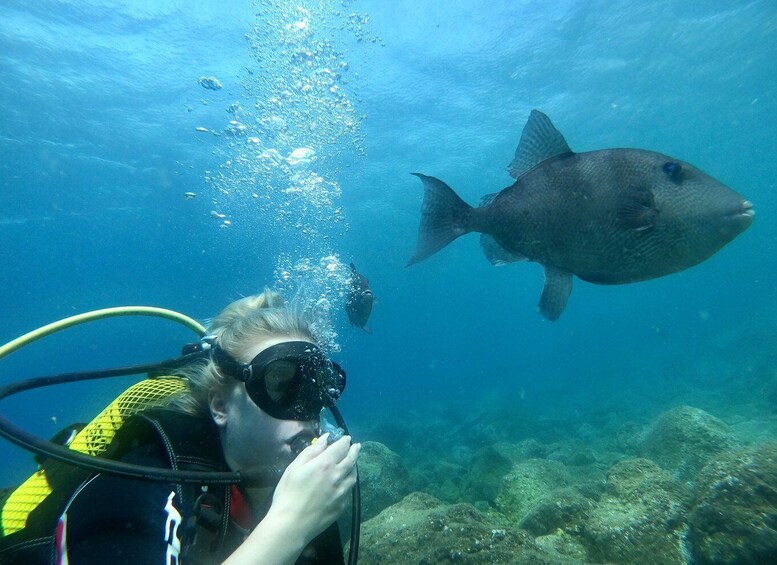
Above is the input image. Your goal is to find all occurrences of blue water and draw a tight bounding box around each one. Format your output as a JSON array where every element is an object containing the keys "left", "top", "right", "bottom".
[{"left": 1, "top": 0, "right": 775, "bottom": 490}]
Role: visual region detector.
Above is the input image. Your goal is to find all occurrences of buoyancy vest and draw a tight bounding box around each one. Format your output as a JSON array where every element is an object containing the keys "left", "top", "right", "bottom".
[
  {"left": 0, "top": 408, "right": 236, "bottom": 564},
  {"left": 1, "top": 376, "right": 191, "bottom": 538}
]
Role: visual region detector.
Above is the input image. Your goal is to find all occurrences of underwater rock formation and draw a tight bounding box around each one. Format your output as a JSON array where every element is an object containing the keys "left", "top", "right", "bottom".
[
  {"left": 356, "top": 441, "right": 413, "bottom": 520},
  {"left": 494, "top": 458, "right": 574, "bottom": 523},
  {"left": 519, "top": 487, "right": 596, "bottom": 536},
  {"left": 459, "top": 445, "right": 512, "bottom": 504},
  {"left": 358, "top": 492, "right": 585, "bottom": 564},
  {"left": 688, "top": 442, "right": 777, "bottom": 564},
  {"left": 639, "top": 405, "right": 741, "bottom": 481},
  {"left": 579, "top": 458, "right": 690, "bottom": 564},
  {"left": 357, "top": 404, "right": 777, "bottom": 562}
]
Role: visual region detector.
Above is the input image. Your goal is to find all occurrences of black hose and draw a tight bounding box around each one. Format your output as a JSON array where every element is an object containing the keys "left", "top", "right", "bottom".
[
  {"left": 0, "top": 355, "right": 242, "bottom": 484},
  {"left": 330, "top": 405, "right": 361, "bottom": 565}
]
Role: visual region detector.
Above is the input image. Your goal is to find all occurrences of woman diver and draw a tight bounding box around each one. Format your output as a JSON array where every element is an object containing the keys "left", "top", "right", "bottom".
[{"left": 0, "top": 290, "right": 360, "bottom": 564}]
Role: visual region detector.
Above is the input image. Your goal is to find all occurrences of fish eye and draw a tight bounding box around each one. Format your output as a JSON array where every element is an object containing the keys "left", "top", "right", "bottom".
[{"left": 662, "top": 161, "right": 683, "bottom": 183}]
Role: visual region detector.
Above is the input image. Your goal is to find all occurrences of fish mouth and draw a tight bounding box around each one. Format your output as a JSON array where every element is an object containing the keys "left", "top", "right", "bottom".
[
  {"left": 726, "top": 200, "right": 755, "bottom": 223},
  {"left": 739, "top": 200, "right": 755, "bottom": 217}
]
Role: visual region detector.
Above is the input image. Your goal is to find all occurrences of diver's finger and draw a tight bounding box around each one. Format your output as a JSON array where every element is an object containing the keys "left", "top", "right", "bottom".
[
  {"left": 336, "top": 442, "right": 360, "bottom": 473},
  {"left": 337, "top": 464, "right": 359, "bottom": 495},
  {"left": 318, "top": 435, "right": 352, "bottom": 464}
]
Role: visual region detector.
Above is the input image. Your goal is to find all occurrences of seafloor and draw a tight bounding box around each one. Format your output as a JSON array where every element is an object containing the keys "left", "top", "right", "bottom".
[{"left": 353, "top": 340, "right": 777, "bottom": 564}]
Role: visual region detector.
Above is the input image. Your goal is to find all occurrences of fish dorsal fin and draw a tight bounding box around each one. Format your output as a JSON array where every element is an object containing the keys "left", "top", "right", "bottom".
[{"left": 507, "top": 110, "right": 573, "bottom": 179}]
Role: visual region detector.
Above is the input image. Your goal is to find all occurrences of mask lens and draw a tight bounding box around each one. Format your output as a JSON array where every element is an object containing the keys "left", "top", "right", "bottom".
[
  {"left": 264, "top": 359, "right": 298, "bottom": 403},
  {"left": 216, "top": 341, "right": 346, "bottom": 421}
]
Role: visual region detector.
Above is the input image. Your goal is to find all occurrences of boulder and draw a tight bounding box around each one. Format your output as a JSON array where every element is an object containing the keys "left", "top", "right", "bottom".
[
  {"left": 580, "top": 458, "right": 690, "bottom": 564},
  {"left": 639, "top": 405, "right": 741, "bottom": 481},
  {"left": 460, "top": 445, "right": 512, "bottom": 505},
  {"left": 519, "top": 487, "right": 595, "bottom": 536},
  {"left": 688, "top": 442, "right": 777, "bottom": 564},
  {"left": 357, "top": 492, "right": 585, "bottom": 564},
  {"left": 357, "top": 441, "right": 413, "bottom": 520},
  {"left": 493, "top": 459, "right": 574, "bottom": 523}
]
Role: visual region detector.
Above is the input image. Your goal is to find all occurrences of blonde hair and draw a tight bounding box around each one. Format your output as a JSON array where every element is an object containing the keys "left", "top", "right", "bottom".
[{"left": 165, "top": 289, "right": 314, "bottom": 417}]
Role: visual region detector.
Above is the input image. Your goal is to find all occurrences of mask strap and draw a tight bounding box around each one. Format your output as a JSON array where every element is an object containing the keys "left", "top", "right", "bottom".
[{"left": 211, "top": 344, "right": 253, "bottom": 382}]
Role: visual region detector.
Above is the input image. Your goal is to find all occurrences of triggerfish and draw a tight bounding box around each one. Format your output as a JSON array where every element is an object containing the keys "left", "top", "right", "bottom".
[
  {"left": 345, "top": 263, "right": 374, "bottom": 332},
  {"left": 409, "top": 110, "right": 754, "bottom": 320}
]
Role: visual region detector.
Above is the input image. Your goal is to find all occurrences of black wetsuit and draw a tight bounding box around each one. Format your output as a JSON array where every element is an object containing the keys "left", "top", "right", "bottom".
[{"left": 0, "top": 409, "right": 344, "bottom": 564}]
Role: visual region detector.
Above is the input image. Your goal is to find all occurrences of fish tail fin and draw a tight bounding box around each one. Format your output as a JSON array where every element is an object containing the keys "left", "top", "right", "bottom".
[{"left": 408, "top": 173, "right": 473, "bottom": 266}]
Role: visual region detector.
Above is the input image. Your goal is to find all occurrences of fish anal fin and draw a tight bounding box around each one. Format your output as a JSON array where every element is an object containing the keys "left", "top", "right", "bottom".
[
  {"left": 480, "top": 234, "right": 527, "bottom": 266},
  {"left": 508, "top": 110, "right": 573, "bottom": 179},
  {"left": 538, "top": 264, "right": 573, "bottom": 321}
]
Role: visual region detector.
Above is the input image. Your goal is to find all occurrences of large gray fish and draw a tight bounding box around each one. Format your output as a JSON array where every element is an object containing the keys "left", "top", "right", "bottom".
[{"left": 408, "top": 110, "right": 754, "bottom": 320}]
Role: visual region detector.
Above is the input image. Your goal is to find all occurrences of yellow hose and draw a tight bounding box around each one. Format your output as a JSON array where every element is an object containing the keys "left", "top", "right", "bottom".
[
  {"left": 0, "top": 306, "right": 207, "bottom": 360},
  {"left": 0, "top": 306, "right": 207, "bottom": 535}
]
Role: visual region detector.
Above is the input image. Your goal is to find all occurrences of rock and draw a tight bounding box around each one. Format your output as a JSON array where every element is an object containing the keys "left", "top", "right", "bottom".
[
  {"left": 639, "top": 405, "right": 741, "bottom": 481},
  {"left": 604, "top": 457, "right": 687, "bottom": 502},
  {"left": 576, "top": 423, "right": 598, "bottom": 442},
  {"left": 614, "top": 421, "right": 644, "bottom": 455},
  {"left": 493, "top": 439, "right": 548, "bottom": 462},
  {"left": 546, "top": 438, "right": 598, "bottom": 467},
  {"left": 357, "top": 441, "right": 413, "bottom": 520},
  {"left": 534, "top": 530, "right": 590, "bottom": 562},
  {"left": 580, "top": 458, "right": 690, "bottom": 564},
  {"left": 494, "top": 459, "right": 574, "bottom": 523},
  {"left": 519, "top": 487, "right": 595, "bottom": 536},
  {"left": 358, "top": 492, "right": 585, "bottom": 564},
  {"left": 410, "top": 459, "right": 467, "bottom": 504},
  {"left": 460, "top": 446, "right": 512, "bottom": 504},
  {"left": 688, "top": 442, "right": 777, "bottom": 564}
]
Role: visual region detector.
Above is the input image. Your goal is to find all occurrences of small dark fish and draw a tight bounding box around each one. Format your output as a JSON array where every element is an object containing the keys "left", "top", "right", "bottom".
[
  {"left": 345, "top": 263, "right": 374, "bottom": 332},
  {"left": 409, "top": 110, "right": 754, "bottom": 321}
]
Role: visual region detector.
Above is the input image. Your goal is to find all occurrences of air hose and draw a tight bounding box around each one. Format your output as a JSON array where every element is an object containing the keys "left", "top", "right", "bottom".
[
  {"left": 0, "top": 306, "right": 242, "bottom": 483},
  {"left": 0, "top": 306, "right": 207, "bottom": 358}
]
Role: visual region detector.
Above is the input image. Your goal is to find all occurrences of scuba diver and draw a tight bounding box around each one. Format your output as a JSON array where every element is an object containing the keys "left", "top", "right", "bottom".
[{"left": 0, "top": 290, "right": 360, "bottom": 564}]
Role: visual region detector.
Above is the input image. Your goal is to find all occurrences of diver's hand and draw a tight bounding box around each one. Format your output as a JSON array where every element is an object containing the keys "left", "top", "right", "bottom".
[
  {"left": 269, "top": 433, "right": 360, "bottom": 543},
  {"left": 222, "top": 434, "right": 359, "bottom": 565}
]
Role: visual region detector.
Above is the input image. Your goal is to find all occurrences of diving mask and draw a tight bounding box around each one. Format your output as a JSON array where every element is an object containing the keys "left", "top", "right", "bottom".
[{"left": 211, "top": 341, "right": 346, "bottom": 421}]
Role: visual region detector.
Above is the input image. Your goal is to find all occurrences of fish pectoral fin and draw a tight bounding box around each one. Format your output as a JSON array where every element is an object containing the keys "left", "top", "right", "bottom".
[
  {"left": 538, "top": 265, "right": 573, "bottom": 321},
  {"left": 507, "top": 110, "right": 573, "bottom": 179},
  {"left": 616, "top": 186, "right": 658, "bottom": 231},
  {"left": 480, "top": 234, "right": 528, "bottom": 265}
]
